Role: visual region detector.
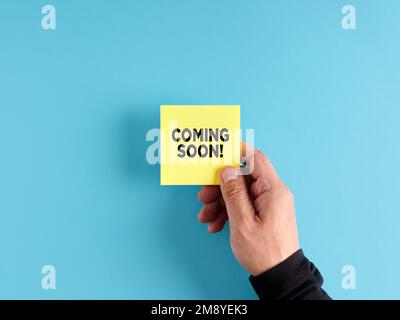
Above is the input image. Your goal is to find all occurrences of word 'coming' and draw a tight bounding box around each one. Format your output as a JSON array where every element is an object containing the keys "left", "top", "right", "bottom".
[{"left": 171, "top": 128, "right": 229, "bottom": 158}]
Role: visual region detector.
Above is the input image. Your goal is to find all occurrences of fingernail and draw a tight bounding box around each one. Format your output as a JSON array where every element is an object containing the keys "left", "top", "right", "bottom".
[{"left": 221, "top": 167, "right": 237, "bottom": 182}]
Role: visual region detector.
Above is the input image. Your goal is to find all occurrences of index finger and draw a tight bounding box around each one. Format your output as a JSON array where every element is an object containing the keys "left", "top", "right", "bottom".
[
  {"left": 241, "top": 142, "right": 281, "bottom": 186},
  {"left": 197, "top": 185, "right": 221, "bottom": 203}
]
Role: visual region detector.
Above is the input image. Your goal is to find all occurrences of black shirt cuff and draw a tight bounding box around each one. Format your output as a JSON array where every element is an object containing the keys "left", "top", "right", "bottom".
[{"left": 249, "top": 249, "right": 331, "bottom": 300}]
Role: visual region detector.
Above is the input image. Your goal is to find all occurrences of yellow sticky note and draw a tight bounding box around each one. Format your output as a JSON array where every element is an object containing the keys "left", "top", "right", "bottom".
[{"left": 160, "top": 105, "right": 241, "bottom": 185}]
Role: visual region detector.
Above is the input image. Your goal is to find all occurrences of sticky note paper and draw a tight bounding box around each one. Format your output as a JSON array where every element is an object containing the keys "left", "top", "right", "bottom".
[{"left": 160, "top": 105, "right": 241, "bottom": 185}]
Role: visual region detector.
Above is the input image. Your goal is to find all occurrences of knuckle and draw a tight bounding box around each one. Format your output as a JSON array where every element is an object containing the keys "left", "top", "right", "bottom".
[
  {"left": 224, "top": 185, "right": 244, "bottom": 200},
  {"left": 255, "top": 148, "right": 268, "bottom": 162},
  {"left": 254, "top": 148, "right": 264, "bottom": 159}
]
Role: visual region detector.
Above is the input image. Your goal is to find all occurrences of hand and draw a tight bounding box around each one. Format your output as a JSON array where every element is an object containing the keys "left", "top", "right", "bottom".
[{"left": 197, "top": 145, "right": 300, "bottom": 276}]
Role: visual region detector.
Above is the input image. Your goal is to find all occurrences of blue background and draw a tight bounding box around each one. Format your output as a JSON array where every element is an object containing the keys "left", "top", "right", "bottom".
[{"left": 0, "top": 0, "right": 399, "bottom": 299}]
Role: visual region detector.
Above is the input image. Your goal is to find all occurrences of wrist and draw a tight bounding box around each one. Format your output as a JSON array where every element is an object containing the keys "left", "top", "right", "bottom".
[{"left": 250, "top": 245, "right": 301, "bottom": 276}]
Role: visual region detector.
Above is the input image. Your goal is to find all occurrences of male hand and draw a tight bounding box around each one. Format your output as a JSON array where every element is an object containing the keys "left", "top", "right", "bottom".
[{"left": 197, "top": 146, "right": 300, "bottom": 276}]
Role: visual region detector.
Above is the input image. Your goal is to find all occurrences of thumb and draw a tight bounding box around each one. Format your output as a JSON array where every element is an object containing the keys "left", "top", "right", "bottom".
[{"left": 219, "top": 167, "right": 255, "bottom": 225}]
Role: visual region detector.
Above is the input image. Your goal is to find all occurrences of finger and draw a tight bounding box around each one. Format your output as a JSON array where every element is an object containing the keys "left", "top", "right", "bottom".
[
  {"left": 197, "top": 198, "right": 220, "bottom": 223},
  {"left": 219, "top": 167, "right": 255, "bottom": 225},
  {"left": 250, "top": 176, "right": 271, "bottom": 200},
  {"left": 197, "top": 185, "right": 221, "bottom": 204},
  {"left": 241, "top": 142, "right": 281, "bottom": 187},
  {"left": 208, "top": 209, "right": 228, "bottom": 233}
]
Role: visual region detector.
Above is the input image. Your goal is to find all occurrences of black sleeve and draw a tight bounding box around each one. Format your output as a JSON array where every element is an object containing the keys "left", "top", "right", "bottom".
[{"left": 249, "top": 249, "right": 331, "bottom": 300}]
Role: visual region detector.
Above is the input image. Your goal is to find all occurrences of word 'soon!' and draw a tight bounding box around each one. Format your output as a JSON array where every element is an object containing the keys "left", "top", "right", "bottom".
[{"left": 160, "top": 105, "right": 241, "bottom": 185}]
